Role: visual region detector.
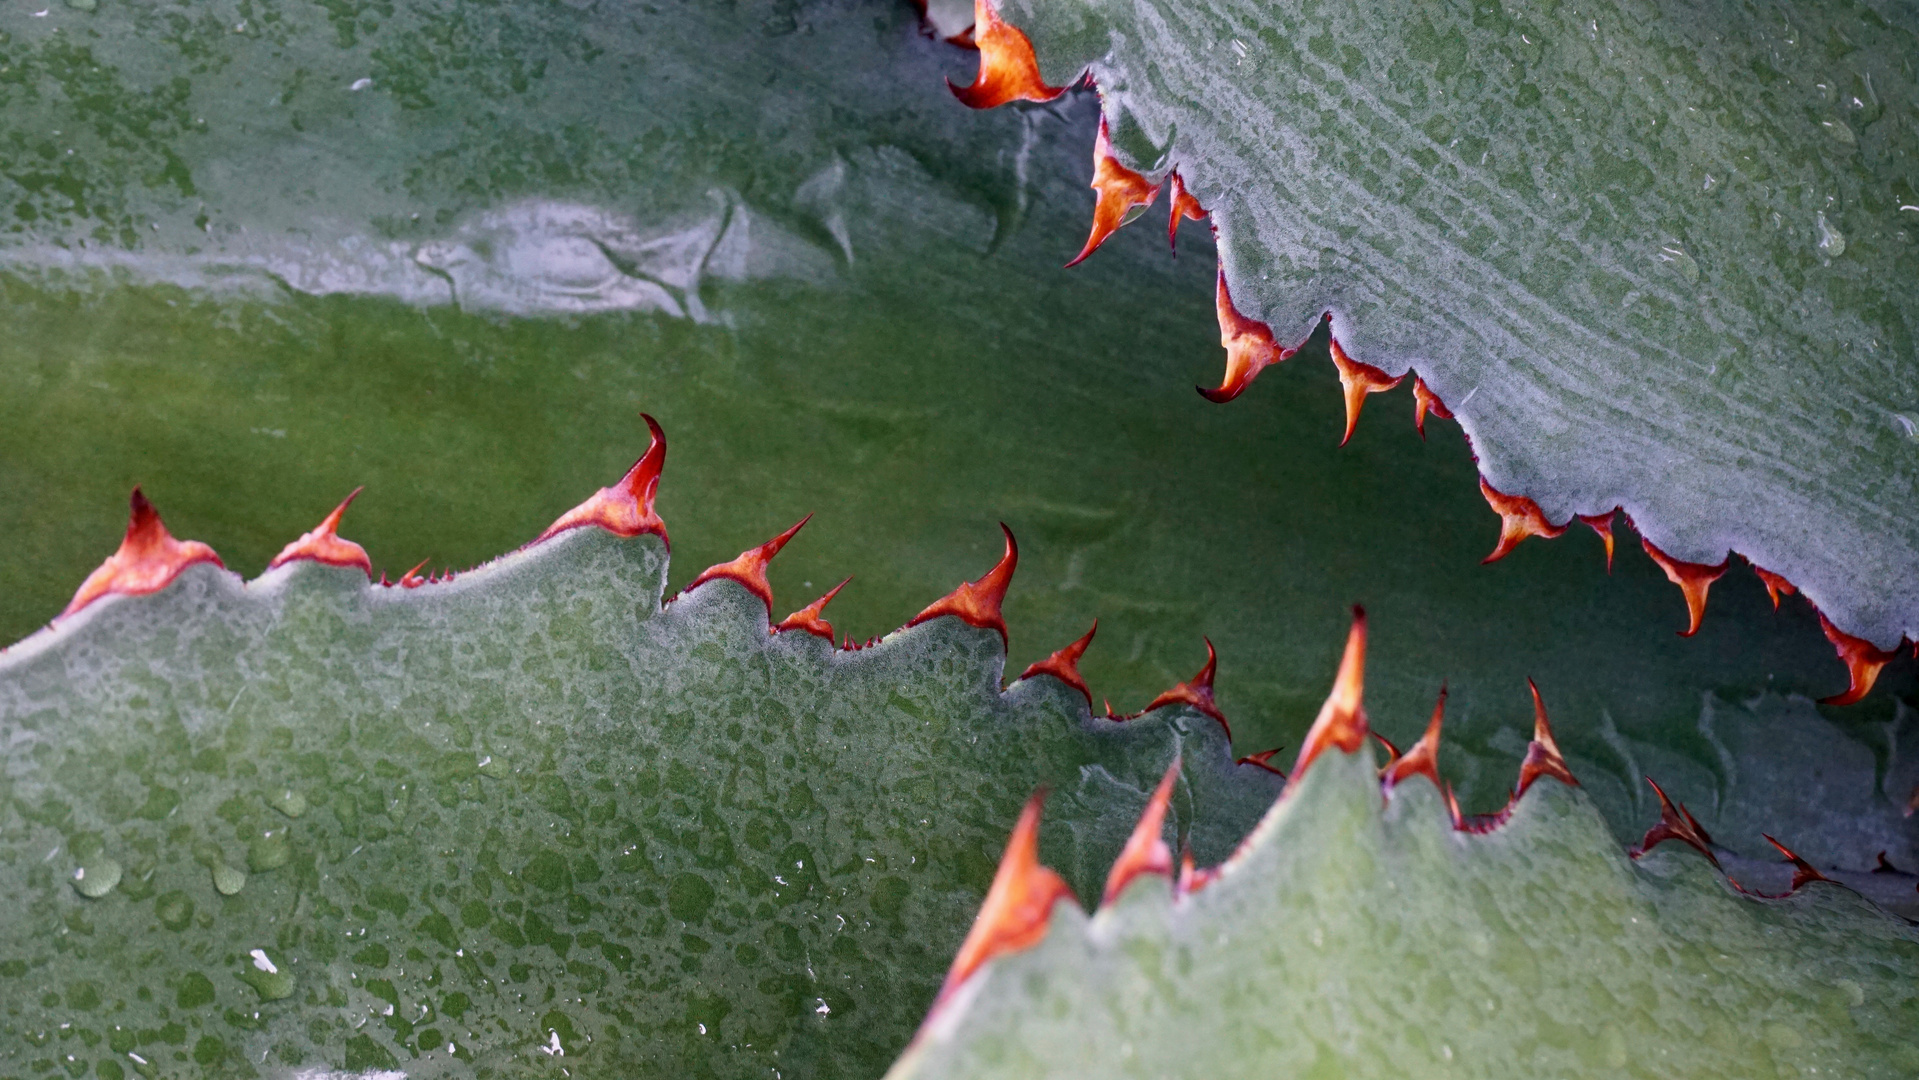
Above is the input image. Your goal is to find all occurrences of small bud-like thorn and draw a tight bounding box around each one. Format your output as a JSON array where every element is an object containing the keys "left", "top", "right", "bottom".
[
  {"left": 1515, "top": 679, "right": 1578, "bottom": 796},
  {"left": 1175, "top": 847, "right": 1219, "bottom": 898},
  {"left": 1479, "top": 479, "right": 1568, "bottom": 564},
  {"left": 1292, "top": 606, "right": 1369, "bottom": 778},
  {"left": 1412, "top": 376, "right": 1452, "bottom": 438},
  {"left": 1815, "top": 612, "right": 1903, "bottom": 706},
  {"left": 268, "top": 487, "right": 372, "bottom": 575},
  {"left": 1629, "top": 776, "right": 1718, "bottom": 868},
  {"left": 936, "top": 791, "right": 1076, "bottom": 1006},
  {"left": 1383, "top": 684, "right": 1447, "bottom": 792},
  {"left": 62, "top": 489, "right": 225, "bottom": 618},
  {"left": 1763, "top": 834, "right": 1831, "bottom": 892},
  {"left": 1751, "top": 564, "right": 1796, "bottom": 610},
  {"left": 1137, "top": 637, "right": 1228, "bottom": 736},
  {"left": 684, "top": 514, "right": 812, "bottom": 613},
  {"left": 1578, "top": 509, "right": 1617, "bottom": 573},
  {"left": 1235, "top": 747, "right": 1286, "bottom": 777},
  {"left": 907, "top": 524, "right": 1018, "bottom": 646},
  {"left": 946, "top": 0, "right": 1064, "bottom": 109},
  {"left": 537, "top": 414, "right": 669, "bottom": 549},
  {"left": 1329, "top": 336, "right": 1403, "bottom": 446},
  {"left": 776, "top": 576, "right": 850, "bottom": 642},
  {"left": 1017, "top": 620, "right": 1097, "bottom": 704},
  {"left": 1064, "top": 119, "right": 1162, "bottom": 268},
  {"left": 1198, "top": 269, "right": 1291, "bottom": 403},
  {"left": 1443, "top": 784, "right": 1466, "bottom": 829},
  {"left": 1639, "top": 537, "right": 1729, "bottom": 637},
  {"left": 398, "top": 559, "right": 431, "bottom": 589},
  {"left": 1166, "top": 169, "right": 1207, "bottom": 255},
  {"left": 1873, "top": 851, "right": 1900, "bottom": 874},
  {"left": 1101, "top": 757, "right": 1180, "bottom": 906},
  {"left": 1370, "top": 731, "right": 1402, "bottom": 765}
]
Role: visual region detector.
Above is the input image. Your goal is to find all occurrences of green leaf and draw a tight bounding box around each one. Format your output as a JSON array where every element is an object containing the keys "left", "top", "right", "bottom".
[
  {"left": 993, "top": 0, "right": 1919, "bottom": 648},
  {"left": 0, "top": 514, "right": 1281, "bottom": 1076},
  {"left": 888, "top": 744, "right": 1919, "bottom": 1079}
]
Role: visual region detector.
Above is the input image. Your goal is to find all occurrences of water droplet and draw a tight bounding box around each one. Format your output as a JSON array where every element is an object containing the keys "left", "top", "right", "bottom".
[
  {"left": 1893, "top": 414, "right": 1917, "bottom": 440},
  {"left": 1816, "top": 213, "right": 1847, "bottom": 258},
  {"left": 477, "top": 754, "right": 505, "bottom": 778},
  {"left": 212, "top": 863, "right": 248, "bottom": 896},
  {"left": 814, "top": 999, "right": 831, "bottom": 1015},
  {"left": 1821, "top": 119, "right": 1856, "bottom": 147},
  {"left": 349, "top": 77, "right": 374, "bottom": 92},
  {"left": 239, "top": 948, "right": 295, "bottom": 1000},
  {"left": 247, "top": 833, "right": 290, "bottom": 872},
  {"left": 155, "top": 891, "right": 195, "bottom": 930},
  {"left": 1701, "top": 174, "right": 1717, "bottom": 193},
  {"left": 1655, "top": 244, "right": 1699, "bottom": 285},
  {"left": 72, "top": 858, "right": 121, "bottom": 899},
  {"left": 270, "top": 789, "right": 307, "bottom": 818}
]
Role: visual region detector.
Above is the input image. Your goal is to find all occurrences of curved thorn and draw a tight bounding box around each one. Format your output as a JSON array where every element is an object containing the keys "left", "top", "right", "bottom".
[
  {"left": 398, "top": 559, "right": 431, "bottom": 589},
  {"left": 1816, "top": 611, "right": 1903, "bottom": 706},
  {"left": 268, "top": 487, "right": 372, "bottom": 575},
  {"left": 1101, "top": 756, "right": 1180, "bottom": 907},
  {"left": 62, "top": 488, "right": 225, "bottom": 619},
  {"left": 1515, "top": 679, "right": 1578, "bottom": 796},
  {"left": 1412, "top": 376, "right": 1452, "bottom": 439},
  {"left": 1175, "top": 845, "right": 1219, "bottom": 898},
  {"left": 1329, "top": 336, "right": 1403, "bottom": 446},
  {"left": 1166, "top": 169, "right": 1207, "bottom": 255},
  {"left": 1064, "top": 118, "right": 1161, "bottom": 268},
  {"left": 1750, "top": 562, "right": 1796, "bottom": 610},
  {"left": 1763, "top": 834, "right": 1831, "bottom": 892},
  {"left": 1198, "top": 269, "right": 1290, "bottom": 403},
  {"left": 1382, "top": 683, "right": 1447, "bottom": 792},
  {"left": 907, "top": 524, "right": 1018, "bottom": 646},
  {"left": 1629, "top": 776, "right": 1718, "bottom": 868},
  {"left": 946, "top": 0, "right": 1064, "bottom": 109},
  {"left": 1135, "top": 637, "right": 1228, "bottom": 738},
  {"left": 537, "top": 414, "right": 669, "bottom": 549},
  {"left": 1292, "top": 606, "right": 1369, "bottom": 779},
  {"left": 934, "top": 791, "right": 1075, "bottom": 1006},
  {"left": 1016, "top": 620, "right": 1097, "bottom": 704},
  {"left": 684, "top": 513, "right": 812, "bottom": 613},
  {"left": 1235, "top": 747, "right": 1287, "bottom": 777},
  {"left": 1370, "top": 731, "right": 1402, "bottom": 765},
  {"left": 1479, "top": 478, "right": 1568, "bottom": 564},
  {"left": 1639, "top": 536, "right": 1729, "bottom": 637},
  {"left": 776, "top": 576, "right": 851, "bottom": 642},
  {"left": 1578, "top": 509, "right": 1617, "bottom": 573}
]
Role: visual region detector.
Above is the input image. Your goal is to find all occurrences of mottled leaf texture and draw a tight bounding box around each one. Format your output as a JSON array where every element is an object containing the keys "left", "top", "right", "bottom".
[
  {"left": 889, "top": 747, "right": 1919, "bottom": 1080},
  {"left": 0, "top": 522, "right": 1280, "bottom": 1077},
  {"left": 996, "top": 0, "right": 1919, "bottom": 648}
]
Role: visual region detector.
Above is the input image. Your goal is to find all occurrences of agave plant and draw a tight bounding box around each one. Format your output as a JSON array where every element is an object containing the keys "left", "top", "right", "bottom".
[{"left": 0, "top": 0, "right": 1914, "bottom": 1075}]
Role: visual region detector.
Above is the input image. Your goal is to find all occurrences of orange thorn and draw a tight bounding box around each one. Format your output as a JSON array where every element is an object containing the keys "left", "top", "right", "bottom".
[
  {"left": 1138, "top": 637, "right": 1229, "bottom": 737},
  {"left": 267, "top": 487, "right": 372, "bottom": 575},
  {"left": 934, "top": 791, "right": 1076, "bottom": 1005},
  {"left": 1411, "top": 376, "right": 1452, "bottom": 439},
  {"left": 776, "top": 576, "right": 850, "bottom": 642},
  {"left": 1165, "top": 169, "right": 1207, "bottom": 255},
  {"left": 1370, "top": 731, "right": 1402, "bottom": 765},
  {"left": 1017, "top": 620, "right": 1097, "bottom": 704},
  {"left": 536, "top": 414, "right": 669, "bottom": 549},
  {"left": 684, "top": 514, "right": 812, "bottom": 613},
  {"left": 1175, "top": 847, "right": 1219, "bottom": 898},
  {"left": 1751, "top": 564, "right": 1797, "bottom": 610},
  {"left": 1639, "top": 537, "right": 1729, "bottom": 637},
  {"left": 1442, "top": 784, "right": 1466, "bottom": 830},
  {"left": 946, "top": 0, "right": 1064, "bottom": 109},
  {"left": 1382, "top": 684, "right": 1447, "bottom": 791},
  {"left": 1101, "top": 757, "right": 1180, "bottom": 906},
  {"left": 1479, "top": 478, "right": 1567, "bottom": 564},
  {"left": 1629, "top": 776, "right": 1718, "bottom": 868},
  {"left": 1578, "top": 509, "right": 1617, "bottom": 573},
  {"left": 1763, "top": 834, "right": 1831, "bottom": 892},
  {"left": 1292, "top": 606, "right": 1369, "bottom": 779},
  {"left": 1197, "top": 269, "right": 1291, "bottom": 403},
  {"left": 398, "top": 559, "right": 431, "bottom": 589},
  {"left": 1064, "top": 118, "right": 1161, "bottom": 268},
  {"left": 907, "top": 524, "right": 1018, "bottom": 646},
  {"left": 1235, "top": 747, "right": 1287, "bottom": 777},
  {"left": 1815, "top": 611, "right": 1903, "bottom": 706},
  {"left": 1329, "top": 336, "right": 1403, "bottom": 447},
  {"left": 1515, "top": 679, "right": 1578, "bottom": 796},
  {"left": 62, "top": 489, "right": 225, "bottom": 619}
]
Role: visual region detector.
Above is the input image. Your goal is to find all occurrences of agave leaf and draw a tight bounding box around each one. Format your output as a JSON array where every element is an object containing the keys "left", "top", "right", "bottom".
[
  {"left": 984, "top": 0, "right": 1919, "bottom": 651},
  {"left": 0, "top": 473, "right": 1282, "bottom": 1075},
  {"left": 888, "top": 630, "right": 1919, "bottom": 1080}
]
